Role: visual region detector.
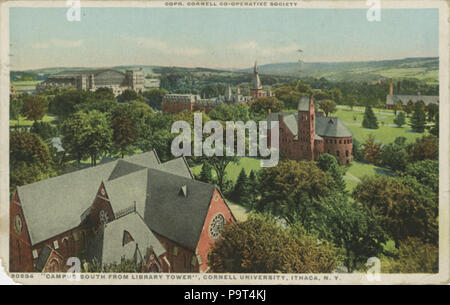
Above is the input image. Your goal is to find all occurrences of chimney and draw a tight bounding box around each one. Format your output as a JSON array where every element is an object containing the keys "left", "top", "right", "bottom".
[{"left": 389, "top": 80, "right": 393, "bottom": 96}]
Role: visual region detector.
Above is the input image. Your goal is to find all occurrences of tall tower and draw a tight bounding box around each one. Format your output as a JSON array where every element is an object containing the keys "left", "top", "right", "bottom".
[
  {"left": 297, "top": 96, "right": 315, "bottom": 161},
  {"left": 250, "top": 61, "right": 263, "bottom": 99},
  {"left": 225, "top": 86, "right": 233, "bottom": 102}
]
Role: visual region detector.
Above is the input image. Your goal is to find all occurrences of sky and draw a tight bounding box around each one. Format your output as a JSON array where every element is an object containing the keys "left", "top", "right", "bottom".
[{"left": 9, "top": 7, "right": 439, "bottom": 70}]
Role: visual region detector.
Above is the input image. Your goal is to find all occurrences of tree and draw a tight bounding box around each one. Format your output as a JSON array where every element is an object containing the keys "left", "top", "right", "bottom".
[
  {"left": 346, "top": 95, "right": 357, "bottom": 110},
  {"left": 363, "top": 134, "right": 381, "bottom": 164},
  {"left": 429, "top": 111, "right": 439, "bottom": 137},
  {"left": 405, "top": 100, "right": 414, "bottom": 117},
  {"left": 316, "top": 153, "right": 346, "bottom": 192},
  {"left": 117, "top": 89, "right": 145, "bottom": 103},
  {"left": 403, "top": 160, "right": 438, "bottom": 195},
  {"left": 74, "top": 98, "right": 118, "bottom": 114},
  {"left": 393, "top": 112, "right": 406, "bottom": 127},
  {"left": 425, "top": 104, "right": 438, "bottom": 122},
  {"left": 200, "top": 154, "right": 238, "bottom": 193},
  {"left": 136, "top": 128, "right": 176, "bottom": 163},
  {"left": 142, "top": 88, "right": 168, "bottom": 110},
  {"left": 197, "top": 162, "right": 214, "bottom": 184},
  {"left": 208, "top": 104, "right": 249, "bottom": 122},
  {"left": 305, "top": 194, "right": 386, "bottom": 272},
  {"left": 30, "top": 121, "right": 58, "bottom": 140},
  {"left": 53, "top": 89, "right": 92, "bottom": 120},
  {"left": 21, "top": 95, "right": 48, "bottom": 122},
  {"left": 353, "top": 175, "right": 438, "bottom": 245},
  {"left": 362, "top": 106, "right": 378, "bottom": 129},
  {"left": 208, "top": 214, "right": 338, "bottom": 273},
  {"left": 10, "top": 131, "right": 54, "bottom": 191},
  {"left": 380, "top": 238, "right": 438, "bottom": 273},
  {"left": 231, "top": 168, "right": 251, "bottom": 206},
  {"left": 408, "top": 135, "right": 438, "bottom": 162},
  {"left": 94, "top": 87, "right": 116, "bottom": 100},
  {"left": 410, "top": 102, "right": 427, "bottom": 132},
  {"left": 393, "top": 101, "right": 403, "bottom": 115},
  {"left": 380, "top": 136, "right": 409, "bottom": 171},
  {"left": 256, "top": 160, "right": 330, "bottom": 219},
  {"left": 249, "top": 97, "right": 283, "bottom": 120},
  {"left": 61, "top": 110, "right": 112, "bottom": 166},
  {"left": 10, "top": 97, "right": 23, "bottom": 123},
  {"left": 330, "top": 88, "right": 343, "bottom": 104},
  {"left": 318, "top": 99, "right": 337, "bottom": 117},
  {"left": 111, "top": 104, "right": 138, "bottom": 158}
]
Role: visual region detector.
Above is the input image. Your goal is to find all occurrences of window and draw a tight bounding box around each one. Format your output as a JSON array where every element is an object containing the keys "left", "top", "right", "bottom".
[
  {"left": 336, "top": 150, "right": 340, "bottom": 157},
  {"left": 53, "top": 240, "right": 59, "bottom": 250},
  {"left": 339, "top": 140, "right": 342, "bottom": 144},
  {"left": 32, "top": 249, "right": 38, "bottom": 259},
  {"left": 334, "top": 140, "right": 337, "bottom": 144},
  {"left": 346, "top": 150, "right": 349, "bottom": 157},
  {"left": 173, "top": 246, "right": 178, "bottom": 257},
  {"left": 209, "top": 214, "right": 225, "bottom": 239}
]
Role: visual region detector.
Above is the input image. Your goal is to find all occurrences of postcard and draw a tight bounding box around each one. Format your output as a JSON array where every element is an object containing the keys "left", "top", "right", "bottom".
[{"left": 0, "top": 0, "right": 448, "bottom": 285}]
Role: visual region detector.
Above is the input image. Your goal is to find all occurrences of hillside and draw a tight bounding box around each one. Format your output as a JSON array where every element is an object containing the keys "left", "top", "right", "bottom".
[{"left": 239, "top": 57, "right": 438, "bottom": 84}]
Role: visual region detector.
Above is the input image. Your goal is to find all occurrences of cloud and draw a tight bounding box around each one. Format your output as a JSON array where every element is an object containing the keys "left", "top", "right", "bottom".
[
  {"left": 31, "top": 39, "right": 84, "bottom": 49},
  {"left": 129, "top": 37, "right": 206, "bottom": 57}
]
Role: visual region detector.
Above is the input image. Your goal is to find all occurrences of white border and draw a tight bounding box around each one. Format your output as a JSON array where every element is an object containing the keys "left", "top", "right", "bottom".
[{"left": 0, "top": 0, "right": 448, "bottom": 285}]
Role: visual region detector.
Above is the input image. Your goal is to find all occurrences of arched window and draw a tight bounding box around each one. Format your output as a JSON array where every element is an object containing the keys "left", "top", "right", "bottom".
[{"left": 48, "top": 259, "right": 60, "bottom": 272}]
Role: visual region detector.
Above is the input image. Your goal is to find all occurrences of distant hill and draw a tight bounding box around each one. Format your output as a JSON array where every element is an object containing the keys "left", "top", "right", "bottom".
[
  {"left": 239, "top": 57, "right": 439, "bottom": 84},
  {"left": 11, "top": 57, "right": 438, "bottom": 84}
]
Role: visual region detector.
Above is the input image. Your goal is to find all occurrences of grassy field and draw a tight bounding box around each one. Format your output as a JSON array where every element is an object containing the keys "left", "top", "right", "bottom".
[
  {"left": 284, "top": 106, "right": 426, "bottom": 144},
  {"left": 9, "top": 115, "right": 56, "bottom": 128},
  {"left": 11, "top": 80, "right": 41, "bottom": 92},
  {"left": 191, "top": 157, "right": 262, "bottom": 183}
]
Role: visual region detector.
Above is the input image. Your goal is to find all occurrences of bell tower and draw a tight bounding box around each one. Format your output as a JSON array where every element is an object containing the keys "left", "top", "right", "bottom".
[{"left": 250, "top": 61, "right": 263, "bottom": 99}]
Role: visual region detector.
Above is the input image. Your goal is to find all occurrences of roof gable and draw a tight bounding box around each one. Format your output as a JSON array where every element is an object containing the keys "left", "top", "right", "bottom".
[{"left": 144, "top": 169, "right": 216, "bottom": 250}]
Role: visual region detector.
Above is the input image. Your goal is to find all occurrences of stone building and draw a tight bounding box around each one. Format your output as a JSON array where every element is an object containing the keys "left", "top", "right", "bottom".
[
  {"left": 36, "top": 68, "right": 145, "bottom": 96},
  {"left": 386, "top": 81, "right": 439, "bottom": 109},
  {"left": 266, "top": 96, "right": 353, "bottom": 165},
  {"left": 161, "top": 61, "right": 273, "bottom": 114},
  {"left": 10, "top": 151, "right": 235, "bottom": 273}
]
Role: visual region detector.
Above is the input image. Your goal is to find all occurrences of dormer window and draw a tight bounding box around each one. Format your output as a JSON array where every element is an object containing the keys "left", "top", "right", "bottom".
[
  {"left": 179, "top": 185, "right": 188, "bottom": 197},
  {"left": 122, "top": 230, "right": 134, "bottom": 246}
]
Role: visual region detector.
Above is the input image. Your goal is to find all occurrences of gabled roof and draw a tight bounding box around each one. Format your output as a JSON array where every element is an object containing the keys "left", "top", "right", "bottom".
[
  {"left": 315, "top": 116, "right": 352, "bottom": 138},
  {"left": 265, "top": 112, "right": 352, "bottom": 139},
  {"left": 386, "top": 94, "right": 439, "bottom": 106},
  {"left": 144, "top": 169, "right": 216, "bottom": 250},
  {"left": 87, "top": 213, "right": 166, "bottom": 268},
  {"left": 16, "top": 150, "right": 193, "bottom": 246}
]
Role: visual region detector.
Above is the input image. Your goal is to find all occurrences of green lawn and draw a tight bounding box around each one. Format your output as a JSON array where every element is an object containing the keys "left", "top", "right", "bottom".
[
  {"left": 344, "top": 161, "right": 392, "bottom": 192},
  {"left": 191, "top": 157, "right": 262, "bottom": 183},
  {"left": 345, "top": 124, "right": 425, "bottom": 144},
  {"left": 11, "top": 80, "right": 41, "bottom": 92},
  {"left": 9, "top": 115, "right": 56, "bottom": 128},
  {"left": 346, "top": 161, "right": 391, "bottom": 180}
]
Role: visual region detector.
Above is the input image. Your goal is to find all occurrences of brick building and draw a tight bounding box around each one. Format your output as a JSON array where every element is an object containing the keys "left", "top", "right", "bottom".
[
  {"left": 161, "top": 94, "right": 223, "bottom": 114},
  {"left": 266, "top": 96, "right": 353, "bottom": 165},
  {"left": 10, "top": 151, "right": 235, "bottom": 273}
]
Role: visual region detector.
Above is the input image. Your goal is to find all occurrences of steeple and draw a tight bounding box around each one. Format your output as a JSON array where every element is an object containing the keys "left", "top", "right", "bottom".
[
  {"left": 225, "top": 85, "right": 233, "bottom": 102},
  {"left": 251, "top": 61, "right": 262, "bottom": 90}
]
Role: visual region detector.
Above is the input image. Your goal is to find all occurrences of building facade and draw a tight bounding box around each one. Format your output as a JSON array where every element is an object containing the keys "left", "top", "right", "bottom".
[
  {"left": 10, "top": 151, "right": 235, "bottom": 273},
  {"left": 161, "top": 61, "right": 273, "bottom": 114},
  {"left": 267, "top": 96, "right": 353, "bottom": 165},
  {"left": 36, "top": 68, "right": 145, "bottom": 96},
  {"left": 386, "top": 81, "right": 439, "bottom": 109}
]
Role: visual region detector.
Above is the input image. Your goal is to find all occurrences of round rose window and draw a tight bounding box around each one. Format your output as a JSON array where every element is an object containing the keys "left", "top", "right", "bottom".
[{"left": 209, "top": 214, "right": 225, "bottom": 239}]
